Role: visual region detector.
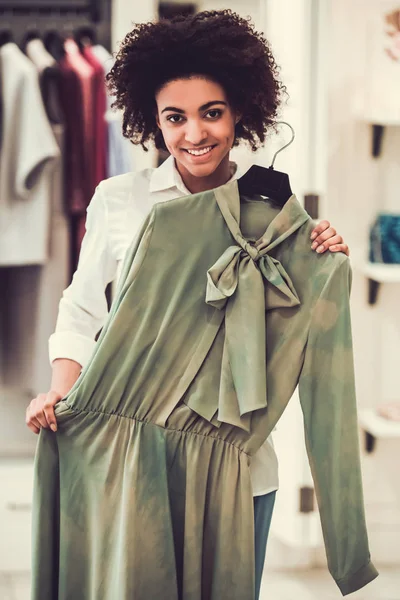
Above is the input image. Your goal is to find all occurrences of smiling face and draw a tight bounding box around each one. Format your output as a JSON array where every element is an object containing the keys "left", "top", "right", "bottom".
[{"left": 155, "top": 76, "right": 240, "bottom": 190}]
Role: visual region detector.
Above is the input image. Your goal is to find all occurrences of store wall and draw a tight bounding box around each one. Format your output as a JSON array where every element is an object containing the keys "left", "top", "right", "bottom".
[
  {"left": 326, "top": 0, "right": 400, "bottom": 564},
  {"left": 327, "top": 0, "right": 400, "bottom": 406}
]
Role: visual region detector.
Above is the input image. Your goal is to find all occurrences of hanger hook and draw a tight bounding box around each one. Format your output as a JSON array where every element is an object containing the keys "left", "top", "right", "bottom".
[{"left": 269, "top": 121, "right": 295, "bottom": 169}]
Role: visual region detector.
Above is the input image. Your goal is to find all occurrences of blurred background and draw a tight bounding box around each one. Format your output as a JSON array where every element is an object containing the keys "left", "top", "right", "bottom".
[{"left": 0, "top": 0, "right": 400, "bottom": 598}]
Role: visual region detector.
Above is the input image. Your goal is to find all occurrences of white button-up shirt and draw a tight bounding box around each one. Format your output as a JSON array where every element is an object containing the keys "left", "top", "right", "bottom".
[{"left": 49, "top": 155, "right": 278, "bottom": 497}]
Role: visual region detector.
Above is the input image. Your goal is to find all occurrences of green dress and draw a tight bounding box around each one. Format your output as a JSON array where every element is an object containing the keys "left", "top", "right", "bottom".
[{"left": 31, "top": 179, "right": 378, "bottom": 599}]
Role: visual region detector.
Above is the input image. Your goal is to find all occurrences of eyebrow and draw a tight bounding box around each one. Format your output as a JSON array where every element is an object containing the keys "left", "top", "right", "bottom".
[{"left": 161, "top": 101, "right": 227, "bottom": 114}]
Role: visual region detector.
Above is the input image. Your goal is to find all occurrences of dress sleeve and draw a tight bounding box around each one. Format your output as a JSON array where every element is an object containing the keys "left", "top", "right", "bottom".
[
  {"left": 48, "top": 185, "right": 118, "bottom": 367},
  {"left": 298, "top": 259, "right": 378, "bottom": 596}
]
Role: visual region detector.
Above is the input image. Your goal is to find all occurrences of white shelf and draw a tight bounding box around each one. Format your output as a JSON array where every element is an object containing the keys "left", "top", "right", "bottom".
[
  {"left": 361, "top": 117, "right": 400, "bottom": 127},
  {"left": 359, "top": 408, "right": 400, "bottom": 439},
  {"left": 356, "top": 107, "right": 400, "bottom": 126},
  {"left": 361, "top": 262, "right": 400, "bottom": 283}
]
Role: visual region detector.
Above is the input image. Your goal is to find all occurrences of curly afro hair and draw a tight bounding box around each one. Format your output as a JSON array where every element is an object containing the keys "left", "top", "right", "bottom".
[{"left": 106, "top": 9, "right": 287, "bottom": 152}]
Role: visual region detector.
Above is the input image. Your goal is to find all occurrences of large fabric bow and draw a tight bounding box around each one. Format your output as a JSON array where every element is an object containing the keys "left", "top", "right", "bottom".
[
  {"left": 205, "top": 241, "right": 301, "bottom": 431},
  {"left": 196, "top": 180, "right": 310, "bottom": 432}
]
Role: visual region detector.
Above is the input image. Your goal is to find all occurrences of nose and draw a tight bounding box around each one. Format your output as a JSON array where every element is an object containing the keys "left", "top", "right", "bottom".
[{"left": 184, "top": 119, "right": 208, "bottom": 146}]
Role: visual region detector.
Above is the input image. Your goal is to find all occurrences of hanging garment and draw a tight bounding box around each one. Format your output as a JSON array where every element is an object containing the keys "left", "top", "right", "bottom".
[
  {"left": 0, "top": 43, "right": 59, "bottom": 266},
  {"left": 58, "top": 38, "right": 97, "bottom": 275},
  {"left": 25, "top": 38, "right": 64, "bottom": 125},
  {"left": 22, "top": 39, "right": 70, "bottom": 392},
  {"left": 48, "top": 159, "right": 279, "bottom": 498},
  {"left": 68, "top": 45, "right": 109, "bottom": 279},
  {"left": 91, "top": 44, "right": 133, "bottom": 178},
  {"left": 63, "top": 38, "right": 95, "bottom": 201},
  {"left": 81, "top": 46, "right": 108, "bottom": 190},
  {"left": 58, "top": 48, "right": 87, "bottom": 214},
  {"left": 32, "top": 179, "right": 378, "bottom": 599}
]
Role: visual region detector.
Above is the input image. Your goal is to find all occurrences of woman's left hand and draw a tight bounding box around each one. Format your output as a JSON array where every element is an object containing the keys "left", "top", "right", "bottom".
[{"left": 310, "top": 221, "right": 350, "bottom": 256}]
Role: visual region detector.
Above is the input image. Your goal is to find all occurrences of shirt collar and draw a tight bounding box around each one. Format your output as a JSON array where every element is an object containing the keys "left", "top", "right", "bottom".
[{"left": 149, "top": 154, "right": 242, "bottom": 195}]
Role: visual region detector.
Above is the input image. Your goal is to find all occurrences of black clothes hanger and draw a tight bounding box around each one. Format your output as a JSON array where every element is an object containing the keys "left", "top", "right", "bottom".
[
  {"left": 0, "top": 29, "right": 13, "bottom": 48},
  {"left": 237, "top": 121, "right": 295, "bottom": 207},
  {"left": 74, "top": 26, "right": 97, "bottom": 50},
  {"left": 43, "top": 30, "right": 66, "bottom": 61}
]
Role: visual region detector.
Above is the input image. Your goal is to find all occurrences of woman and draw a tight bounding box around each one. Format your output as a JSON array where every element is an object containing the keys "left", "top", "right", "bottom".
[{"left": 27, "top": 10, "right": 350, "bottom": 599}]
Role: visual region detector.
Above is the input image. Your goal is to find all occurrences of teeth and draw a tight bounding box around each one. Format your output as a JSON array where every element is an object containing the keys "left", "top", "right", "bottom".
[{"left": 186, "top": 146, "right": 213, "bottom": 156}]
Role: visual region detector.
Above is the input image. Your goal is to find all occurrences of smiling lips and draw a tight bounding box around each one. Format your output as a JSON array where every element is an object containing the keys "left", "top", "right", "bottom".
[{"left": 184, "top": 145, "right": 216, "bottom": 156}]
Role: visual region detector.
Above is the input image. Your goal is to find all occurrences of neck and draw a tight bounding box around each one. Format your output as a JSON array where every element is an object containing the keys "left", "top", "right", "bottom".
[{"left": 176, "top": 154, "right": 232, "bottom": 194}]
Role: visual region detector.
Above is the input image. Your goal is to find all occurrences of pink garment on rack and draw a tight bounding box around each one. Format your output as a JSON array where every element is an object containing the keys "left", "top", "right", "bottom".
[
  {"left": 58, "top": 39, "right": 97, "bottom": 277},
  {"left": 57, "top": 58, "right": 84, "bottom": 215},
  {"left": 81, "top": 46, "right": 108, "bottom": 192},
  {"left": 58, "top": 44, "right": 92, "bottom": 216},
  {"left": 63, "top": 39, "right": 95, "bottom": 203}
]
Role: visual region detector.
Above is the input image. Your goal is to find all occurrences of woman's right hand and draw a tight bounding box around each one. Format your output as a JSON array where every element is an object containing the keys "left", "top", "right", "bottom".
[
  {"left": 25, "top": 358, "right": 82, "bottom": 435},
  {"left": 25, "top": 390, "right": 63, "bottom": 434}
]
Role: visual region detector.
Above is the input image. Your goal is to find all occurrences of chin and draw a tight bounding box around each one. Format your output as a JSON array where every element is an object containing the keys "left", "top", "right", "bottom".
[
  {"left": 185, "top": 162, "right": 218, "bottom": 176},
  {"left": 183, "top": 154, "right": 224, "bottom": 175}
]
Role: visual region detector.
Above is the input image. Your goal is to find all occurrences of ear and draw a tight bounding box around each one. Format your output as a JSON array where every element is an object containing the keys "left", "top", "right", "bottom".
[
  {"left": 235, "top": 113, "right": 242, "bottom": 125},
  {"left": 155, "top": 111, "right": 162, "bottom": 129}
]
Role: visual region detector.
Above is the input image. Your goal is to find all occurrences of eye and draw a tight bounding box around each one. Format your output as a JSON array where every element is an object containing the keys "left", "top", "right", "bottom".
[
  {"left": 166, "top": 114, "right": 184, "bottom": 124},
  {"left": 205, "top": 109, "right": 222, "bottom": 119}
]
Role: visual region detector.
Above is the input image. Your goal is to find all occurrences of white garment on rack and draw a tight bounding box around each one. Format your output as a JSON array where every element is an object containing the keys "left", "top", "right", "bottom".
[
  {"left": 48, "top": 155, "right": 279, "bottom": 497},
  {"left": 0, "top": 43, "right": 59, "bottom": 265},
  {"left": 91, "top": 44, "right": 115, "bottom": 78},
  {"left": 25, "top": 38, "right": 55, "bottom": 72}
]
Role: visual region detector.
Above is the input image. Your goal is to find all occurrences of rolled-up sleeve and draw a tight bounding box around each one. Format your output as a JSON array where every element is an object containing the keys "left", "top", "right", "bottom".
[{"left": 48, "top": 184, "right": 117, "bottom": 367}]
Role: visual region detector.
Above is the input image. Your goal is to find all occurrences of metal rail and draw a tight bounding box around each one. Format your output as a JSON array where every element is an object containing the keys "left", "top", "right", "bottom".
[{"left": 0, "top": 0, "right": 100, "bottom": 22}]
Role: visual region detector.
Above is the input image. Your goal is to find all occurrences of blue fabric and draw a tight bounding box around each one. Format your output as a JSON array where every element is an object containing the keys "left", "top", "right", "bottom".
[
  {"left": 107, "top": 117, "right": 133, "bottom": 178},
  {"left": 254, "top": 491, "right": 276, "bottom": 600},
  {"left": 369, "top": 213, "right": 400, "bottom": 264}
]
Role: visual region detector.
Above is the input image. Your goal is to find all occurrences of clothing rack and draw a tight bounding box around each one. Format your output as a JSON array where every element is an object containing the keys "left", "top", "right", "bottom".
[
  {"left": 0, "top": 1, "right": 100, "bottom": 22},
  {"left": 0, "top": 0, "right": 110, "bottom": 51}
]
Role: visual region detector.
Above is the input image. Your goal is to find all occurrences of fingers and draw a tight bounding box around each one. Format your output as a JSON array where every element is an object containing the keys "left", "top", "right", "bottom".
[
  {"left": 329, "top": 243, "right": 350, "bottom": 256},
  {"left": 314, "top": 232, "right": 342, "bottom": 253},
  {"left": 43, "top": 391, "right": 62, "bottom": 432},
  {"left": 310, "top": 221, "right": 350, "bottom": 256},
  {"left": 25, "top": 406, "right": 40, "bottom": 435},
  {"left": 32, "top": 396, "right": 49, "bottom": 429},
  {"left": 26, "top": 391, "right": 62, "bottom": 435},
  {"left": 310, "top": 220, "right": 331, "bottom": 241},
  {"left": 311, "top": 227, "right": 338, "bottom": 252}
]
